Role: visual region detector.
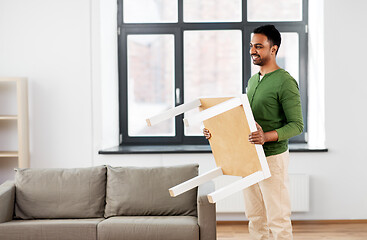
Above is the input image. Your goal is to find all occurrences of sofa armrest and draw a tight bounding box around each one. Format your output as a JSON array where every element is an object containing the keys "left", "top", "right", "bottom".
[
  {"left": 0, "top": 181, "right": 15, "bottom": 223},
  {"left": 197, "top": 181, "right": 216, "bottom": 240}
]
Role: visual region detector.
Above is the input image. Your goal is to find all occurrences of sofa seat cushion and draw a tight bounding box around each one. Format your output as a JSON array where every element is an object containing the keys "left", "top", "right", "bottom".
[
  {"left": 105, "top": 164, "right": 198, "bottom": 218},
  {"left": 0, "top": 218, "right": 104, "bottom": 240},
  {"left": 14, "top": 166, "right": 106, "bottom": 219},
  {"left": 97, "top": 216, "right": 199, "bottom": 240}
]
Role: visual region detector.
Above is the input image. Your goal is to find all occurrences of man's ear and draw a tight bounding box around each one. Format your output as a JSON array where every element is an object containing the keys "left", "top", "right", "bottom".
[{"left": 271, "top": 45, "right": 278, "bottom": 55}]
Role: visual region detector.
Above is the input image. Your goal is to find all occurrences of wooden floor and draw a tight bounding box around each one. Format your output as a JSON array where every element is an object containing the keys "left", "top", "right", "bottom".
[{"left": 217, "top": 221, "right": 367, "bottom": 240}]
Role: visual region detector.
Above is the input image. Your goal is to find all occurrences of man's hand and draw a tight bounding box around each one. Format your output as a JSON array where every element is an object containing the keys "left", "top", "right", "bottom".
[
  {"left": 203, "top": 128, "right": 211, "bottom": 140},
  {"left": 249, "top": 122, "right": 266, "bottom": 145},
  {"left": 249, "top": 122, "right": 279, "bottom": 145}
]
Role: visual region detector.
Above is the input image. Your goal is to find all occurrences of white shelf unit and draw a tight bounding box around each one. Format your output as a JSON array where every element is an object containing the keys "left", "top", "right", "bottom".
[{"left": 0, "top": 77, "right": 29, "bottom": 168}]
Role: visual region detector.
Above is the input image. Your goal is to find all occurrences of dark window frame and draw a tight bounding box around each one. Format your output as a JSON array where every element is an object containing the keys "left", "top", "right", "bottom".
[{"left": 118, "top": 0, "right": 308, "bottom": 146}]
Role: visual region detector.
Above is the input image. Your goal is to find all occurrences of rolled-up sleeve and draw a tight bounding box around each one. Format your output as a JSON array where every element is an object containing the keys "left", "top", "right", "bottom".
[{"left": 275, "top": 79, "right": 304, "bottom": 141}]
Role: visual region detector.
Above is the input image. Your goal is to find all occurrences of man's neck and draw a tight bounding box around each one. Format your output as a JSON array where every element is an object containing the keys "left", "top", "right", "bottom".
[{"left": 259, "top": 62, "right": 280, "bottom": 76}]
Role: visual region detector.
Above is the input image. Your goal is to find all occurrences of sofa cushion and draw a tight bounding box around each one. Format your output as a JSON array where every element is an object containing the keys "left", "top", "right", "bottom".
[
  {"left": 104, "top": 164, "right": 198, "bottom": 218},
  {"left": 98, "top": 216, "right": 199, "bottom": 240},
  {"left": 14, "top": 166, "right": 106, "bottom": 219},
  {"left": 0, "top": 218, "right": 104, "bottom": 240}
]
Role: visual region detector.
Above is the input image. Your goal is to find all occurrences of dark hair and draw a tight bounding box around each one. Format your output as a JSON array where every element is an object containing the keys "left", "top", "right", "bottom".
[{"left": 253, "top": 25, "right": 281, "bottom": 54}]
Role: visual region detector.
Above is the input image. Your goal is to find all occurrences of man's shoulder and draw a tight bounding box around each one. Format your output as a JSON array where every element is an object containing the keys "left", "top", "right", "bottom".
[
  {"left": 248, "top": 73, "right": 259, "bottom": 85},
  {"left": 249, "top": 72, "right": 259, "bottom": 80},
  {"left": 273, "top": 68, "right": 293, "bottom": 79},
  {"left": 273, "top": 69, "right": 298, "bottom": 86}
]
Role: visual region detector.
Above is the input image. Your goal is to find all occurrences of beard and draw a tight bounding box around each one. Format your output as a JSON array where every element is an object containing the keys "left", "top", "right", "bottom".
[{"left": 251, "top": 54, "right": 267, "bottom": 66}]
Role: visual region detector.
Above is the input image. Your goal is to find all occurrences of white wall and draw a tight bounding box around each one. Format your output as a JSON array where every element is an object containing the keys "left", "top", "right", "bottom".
[
  {"left": 0, "top": 0, "right": 366, "bottom": 220},
  {"left": 0, "top": 0, "right": 93, "bottom": 169}
]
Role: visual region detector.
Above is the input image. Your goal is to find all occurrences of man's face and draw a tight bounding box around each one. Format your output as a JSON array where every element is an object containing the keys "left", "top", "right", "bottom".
[{"left": 250, "top": 33, "right": 276, "bottom": 66}]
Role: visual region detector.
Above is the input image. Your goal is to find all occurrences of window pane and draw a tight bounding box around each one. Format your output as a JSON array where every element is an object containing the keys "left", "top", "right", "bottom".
[
  {"left": 127, "top": 35, "right": 175, "bottom": 136},
  {"left": 247, "top": 0, "right": 302, "bottom": 22},
  {"left": 124, "top": 0, "right": 178, "bottom": 23},
  {"left": 251, "top": 32, "right": 299, "bottom": 84},
  {"left": 184, "top": 0, "right": 242, "bottom": 22},
  {"left": 184, "top": 30, "right": 242, "bottom": 136}
]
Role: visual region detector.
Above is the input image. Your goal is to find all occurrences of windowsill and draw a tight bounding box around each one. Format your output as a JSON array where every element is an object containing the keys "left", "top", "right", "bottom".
[{"left": 99, "top": 143, "right": 328, "bottom": 154}]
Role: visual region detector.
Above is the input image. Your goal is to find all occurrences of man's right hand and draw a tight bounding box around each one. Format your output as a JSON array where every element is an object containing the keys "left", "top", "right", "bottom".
[{"left": 203, "top": 128, "right": 211, "bottom": 140}]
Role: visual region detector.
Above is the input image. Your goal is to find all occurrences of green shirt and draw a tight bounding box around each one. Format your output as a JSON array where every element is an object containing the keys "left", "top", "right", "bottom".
[{"left": 246, "top": 68, "right": 304, "bottom": 156}]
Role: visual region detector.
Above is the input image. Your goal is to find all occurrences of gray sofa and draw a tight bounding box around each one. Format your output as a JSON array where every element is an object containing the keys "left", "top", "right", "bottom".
[{"left": 0, "top": 164, "right": 216, "bottom": 240}]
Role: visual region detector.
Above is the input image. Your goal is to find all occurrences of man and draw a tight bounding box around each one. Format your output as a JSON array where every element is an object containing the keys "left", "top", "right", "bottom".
[{"left": 203, "top": 25, "right": 303, "bottom": 240}]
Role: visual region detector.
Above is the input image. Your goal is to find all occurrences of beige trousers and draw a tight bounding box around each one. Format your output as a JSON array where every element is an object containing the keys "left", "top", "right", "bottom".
[{"left": 243, "top": 150, "right": 292, "bottom": 240}]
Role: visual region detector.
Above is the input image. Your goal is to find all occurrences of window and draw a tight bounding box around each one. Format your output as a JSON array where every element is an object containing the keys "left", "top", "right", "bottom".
[{"left": 118, "top": 0, "right": 308, "bottom": 146}]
